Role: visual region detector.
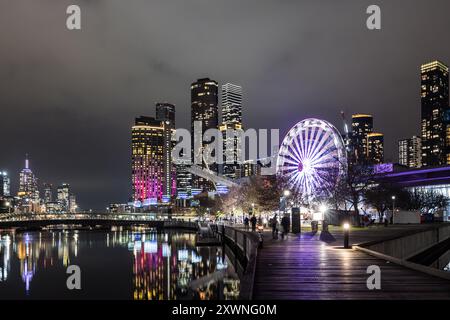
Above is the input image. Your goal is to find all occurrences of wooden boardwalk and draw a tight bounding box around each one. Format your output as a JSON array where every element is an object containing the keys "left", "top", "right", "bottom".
[{"left": 252, "top": 226, "right": 450, "bottom": 300}]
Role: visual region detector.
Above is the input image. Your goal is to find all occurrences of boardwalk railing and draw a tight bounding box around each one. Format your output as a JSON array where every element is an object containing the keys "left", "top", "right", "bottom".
[{"left": 214, "top": 224, "right": 259, "bottom": 299}]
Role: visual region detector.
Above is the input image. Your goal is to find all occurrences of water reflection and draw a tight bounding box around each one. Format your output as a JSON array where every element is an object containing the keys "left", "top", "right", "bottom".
[{"left": 0, "top": 228, "right": 240, "bottom": 299}]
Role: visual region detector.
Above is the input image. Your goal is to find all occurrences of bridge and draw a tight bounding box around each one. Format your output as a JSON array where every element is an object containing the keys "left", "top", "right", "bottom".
[
  {"left": 0, "top": 213, "right": 198, "bottom": 230},
  {"left": 185, "top": 165, "right": 238, "bottom": 188}
]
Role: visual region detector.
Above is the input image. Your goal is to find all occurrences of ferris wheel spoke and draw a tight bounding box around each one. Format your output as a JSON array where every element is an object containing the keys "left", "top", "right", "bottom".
[
  {"left": 304, "top": 127, "right": 312, "bottom": 160},
  {"left": 308, "top": 130, "right": 332, "bottom": 161},
  {"left": 311, "top": 151, "right": 338, "bottom": 167},
  {"left": 309, "top": 138, "right": 336, "bottom": 165},
  {"left": 294, "top": 129, "right": 306, "bottom": 161},
  {"left": 287, "top": 144, "right": 302, "bottom": 163},
  {"left": 306, "top": 126, "right": 319, "bottom": 161},
  {"left": 287, "top": 171, "right": 301, "bottom": 184},
  {"left": 280, "top": 152, "right": 300, "bottom": 166}
]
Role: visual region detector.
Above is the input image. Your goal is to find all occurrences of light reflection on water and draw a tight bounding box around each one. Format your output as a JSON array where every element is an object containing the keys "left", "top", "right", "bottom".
[{"left": 0, "top": 228, "right": 240, "bottom": 300}]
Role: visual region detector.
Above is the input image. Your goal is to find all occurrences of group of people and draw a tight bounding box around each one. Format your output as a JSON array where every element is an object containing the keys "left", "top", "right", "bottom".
[
  {"left": 243, "top": 213, "right": 290, "bottom": 240},
  {"left": 269, "top": 214, "right": 290, "bottom": 240},
  {"left": 243, "top": 215, "right": 260, "bottom": 232}
]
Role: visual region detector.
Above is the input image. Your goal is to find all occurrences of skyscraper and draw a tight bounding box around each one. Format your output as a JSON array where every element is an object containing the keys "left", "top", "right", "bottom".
[
  {"left": 191, "top": 78, "right": 219, "bottom": 191},
  {"left": 18, "top": 156, "right": 39, "bottom": 203},
  {"left": 156, "top": 103, "right": 177, "bottom": 199},
  {"left": 0, "top": 171, "right": 10, "bottom": 197},
  {"left": 220, "top": 83, "right": 243, "bottom": 179},
  {"left": 156, "top": 102, "right": 175, "bottom": 125},
  {"left": 399, "top": 136, "right": 422, "bottom": 168},
  {"left": 350, "top": 114, "right": 373, "bottom": 164},
  {"left": 57, "top": 183, "right": 70, "bottom": 212},
  {"left": 421, "top": 60, "right": 450, "bottom": 167},
  {"left": 367, "top": 133, "right": 384, "bottom": 164},
  {"left": 221, "top": 83, "right": 242, "bottom": 125},
  {"left": 131, "top": 116, "right": 175, "bottom": 205},
  {"left": 43, "top": 183, "right": 53, "bottom": 203}
]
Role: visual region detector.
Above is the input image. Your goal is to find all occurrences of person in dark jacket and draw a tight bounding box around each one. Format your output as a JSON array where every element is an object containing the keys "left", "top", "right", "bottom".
[
  {"left": 250, "top": 215, "right": 257, "bottom": 232},
  {"left": 244, "top": 216, "right": 250, "bottom": 231},
  {"left": 271, "top": 214, "right": 278, "bottom": 239},
  {"left": 281, "top": 215, "right": 290, "bottom": 239}
]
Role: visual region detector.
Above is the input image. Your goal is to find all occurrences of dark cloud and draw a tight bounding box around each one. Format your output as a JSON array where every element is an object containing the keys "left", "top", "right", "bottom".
[{"left": 1, "top": 0, "right": 450, "bottom": 209}]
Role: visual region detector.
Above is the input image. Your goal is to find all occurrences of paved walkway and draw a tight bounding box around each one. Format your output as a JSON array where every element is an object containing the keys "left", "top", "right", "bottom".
[{"left": 252, "top": 225, "right": 450, "bottom": 299}]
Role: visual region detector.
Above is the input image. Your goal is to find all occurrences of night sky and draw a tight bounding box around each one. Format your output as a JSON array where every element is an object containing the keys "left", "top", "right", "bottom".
[{"left": 1, "top": 0, "right": 450, "bottom": 210}]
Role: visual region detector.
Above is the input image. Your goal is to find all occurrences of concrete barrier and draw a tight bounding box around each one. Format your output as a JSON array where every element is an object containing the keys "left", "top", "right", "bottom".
[
  {"left": 361, "top": 224, "right": 450, "bottom": 260},
  {"left": 354, "top": 223, "right": 450, "bottom": 281}
]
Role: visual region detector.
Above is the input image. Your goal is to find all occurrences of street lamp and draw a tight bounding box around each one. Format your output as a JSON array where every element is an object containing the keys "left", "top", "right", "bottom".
[
  {"left": 283, "top": 190, "right": 291, "bottom": 197},
  {"left": 391, "top": 196, "right": 396, "bottom": 225},
  {"left": 343, "top": 222, "right": 350, "bottom": 249},
  {"left": 5, "top": 201, "right": 11, "bottom": 215}
]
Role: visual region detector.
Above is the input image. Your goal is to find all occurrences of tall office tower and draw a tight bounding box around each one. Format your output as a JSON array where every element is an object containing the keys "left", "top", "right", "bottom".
[
  {"left": 0, "top": 171, "right": 10, "bottom": 197},
  {"left": 131, "top": 116, "right": 175, "bottom": 204},
  {"left": 191, "top": 78, "right": 219, "bottom": 191},
  {"left": 155, "top": 103, "right": 177, "bottom": 199},
  {"left": 18, "top": 156, "right": 39, "bottom": 202},
  {"left": 156, "top": 102, "right": 175, "bottom": 124},
  {"left": 367, "top": 133, "right": 384, "bottom": 164},
  {"left": 57, "top": 183, "right": 70, "bottom": 212},
  {"left": 43, "top": 183, "right": 53, "bottom": 203},
  {"left": 174, "top": 159, "right": 192, "bottom": 200},
  {"left": 221, "top": 83, "right": 242, "bottom": 125},
  {"left": 351, "top": 114, "right": 374, "bottom": 164},
  {"left": 399, "top": 136, "right": 422, "bottom": 168},
  {"left": 220, "top": 83, "right": 243, "bottom": 179},
  {"left": 421, "top": 60, "right": 450, "bottom": 167},
  {"left": 69, "top": 194, "right": 77, "bottom": 213}
]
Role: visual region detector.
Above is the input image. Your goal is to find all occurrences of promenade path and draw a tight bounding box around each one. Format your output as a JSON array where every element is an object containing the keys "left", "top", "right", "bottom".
[{"left": 252, "top": 224, "right": 450, "bottom": 299}]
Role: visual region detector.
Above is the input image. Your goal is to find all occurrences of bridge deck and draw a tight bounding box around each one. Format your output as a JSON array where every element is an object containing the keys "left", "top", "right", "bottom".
[{"left": 252, "top": 226, "right": 450, "bottom": 300}]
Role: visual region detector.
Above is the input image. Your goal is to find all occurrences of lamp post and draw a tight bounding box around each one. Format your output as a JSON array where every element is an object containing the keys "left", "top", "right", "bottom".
[
  {"left": 391, "top": 196, "right": 396, "bottom": 225},
  {"left": 283, "top": 190, "right": 290, "bottom": 215},
  {"left": 343, "top": 222, "right": 350, "bottom": 248}
]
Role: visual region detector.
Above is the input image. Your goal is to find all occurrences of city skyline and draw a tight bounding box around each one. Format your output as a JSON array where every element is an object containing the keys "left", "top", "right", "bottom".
[{"left": 2, "top": 1, "right": 450, "bottom": 209}]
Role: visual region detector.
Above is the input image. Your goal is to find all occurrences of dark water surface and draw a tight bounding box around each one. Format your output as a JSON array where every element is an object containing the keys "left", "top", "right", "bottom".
[{"left": 0, "top": 227, "right": 240, "bottom": 299}]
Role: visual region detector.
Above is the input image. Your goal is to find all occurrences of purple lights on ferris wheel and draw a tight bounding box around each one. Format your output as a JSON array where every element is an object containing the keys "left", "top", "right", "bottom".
[{"left": 276, "top": 118, "right": 347, "bottom": 197}]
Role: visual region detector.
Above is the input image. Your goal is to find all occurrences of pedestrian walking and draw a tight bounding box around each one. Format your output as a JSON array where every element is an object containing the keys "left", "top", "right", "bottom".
[
  {"left": 250, "top": 215, "right": 257, "bottom": 232},
  {"left": 281, "top": 214, "right": 290, "bottom": 239},
  {"left": 244, "top": 216, "right": 249, "bottom": 231},
  {"left": 272, "top": 214, "right": 278, "bottom": 239}
]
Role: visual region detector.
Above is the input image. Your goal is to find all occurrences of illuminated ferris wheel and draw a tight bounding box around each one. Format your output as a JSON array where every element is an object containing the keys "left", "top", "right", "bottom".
[{"left": 276, "top": 118, "right": 347, "bottom": 197}]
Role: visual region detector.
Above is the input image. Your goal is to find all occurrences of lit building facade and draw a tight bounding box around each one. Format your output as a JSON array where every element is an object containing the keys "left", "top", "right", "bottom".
[
  {"left": 420, "top": 60, "right": 450, "bottom": 167},
  {"left": 156, "top": 103, "right": 177, "bottom": 199},
  {"left": 220, "top": 83, "right": 243, "bottom": 179},
  {"left": 399, "top": 136, "right": 422, "bottom": 168},
  {"left": 367, "top": 133, "right": 384, "bottom": 164},
  {"left": 376, "top": 165, "right": 450, "bottom": 222},
  {"left": 43, "top": 183, "right": 53, "bottom": 203},
  {"left": 18, "top": 157, "right": 39, "bottom": 203},
  {"left": 131, "top": 116, "right": 175, "bottom": 205},
  {"left": 351, "top": 114, "right": 373, "bottom": 164},
  {"left": 0, "top": 171, "right": 10, "bottom": 197},
  {"left": 191, "top": 78, "right": 219, "bottom": 191},
  {"left": 57, "top": 183, "right": 70, "bottom": 212}
]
